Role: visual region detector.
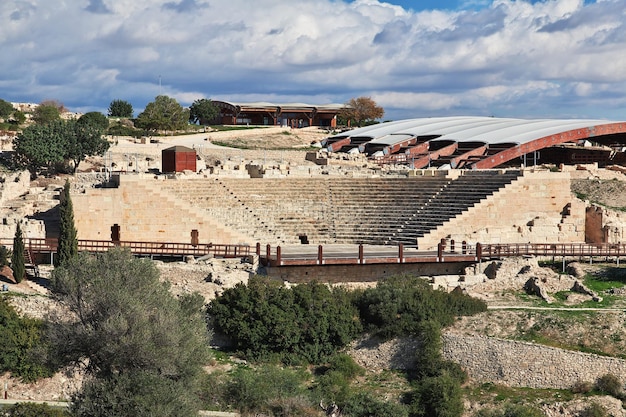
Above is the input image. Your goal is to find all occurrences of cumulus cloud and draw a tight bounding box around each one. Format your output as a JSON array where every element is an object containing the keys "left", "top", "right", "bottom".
[{"left": 0, "top": 0, "right": 624, "bottom": 120}]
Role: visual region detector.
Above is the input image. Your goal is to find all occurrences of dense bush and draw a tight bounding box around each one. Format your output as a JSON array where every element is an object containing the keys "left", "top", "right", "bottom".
[
  {"left": 580, "top": 402, "right": 609, "bottom": 417},
  {"left": 357, "top": 275, "right": 487, "bottom": 339},
  {"left": 209, "top": 277, "right": 362, "bottom": 364},
  {"left": 342, "top": 391, "right": 409, "bottom": 417},
  {"left": 410, "top": 371, "right": 464, "bottom": 417},
  {"left": 595, "top": 373, "right": 623, "bottom": 398},
  {"left": 0, "top": 402, "right": 70, "bottom": 416},
  {"left": 0, "top": 297, "right": 53, "bottom": 381},
  {"left": 222, "top": 365, "right": 310, "bottom": 415},
  {"left": 70, "top": 370, "right": 200, "bottom": 417}
]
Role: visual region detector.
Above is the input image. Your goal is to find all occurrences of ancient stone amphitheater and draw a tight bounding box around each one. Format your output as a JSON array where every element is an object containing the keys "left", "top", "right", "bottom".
[{"left": 70, "top": 168, "right": 586, "bottom": 251}]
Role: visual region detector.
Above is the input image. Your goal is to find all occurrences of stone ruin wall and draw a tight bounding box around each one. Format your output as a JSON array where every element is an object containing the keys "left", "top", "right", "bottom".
[
  {"left": 0, "top": 170, "right": 47, "bottom": 240},
  {"left": 72, "top": 174, "right": 250, "bottom": 244},
  {"left": 442, "top": 333, "right": 626, "bottom": 389}
]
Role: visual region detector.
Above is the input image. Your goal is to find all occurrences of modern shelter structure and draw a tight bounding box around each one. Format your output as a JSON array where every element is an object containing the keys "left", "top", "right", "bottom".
[
  {"left": 322, "top": 117, "right": 626, "bottom": 169},
  {"left": 213, "top": 100, "right": 346, "bottom": 128}
]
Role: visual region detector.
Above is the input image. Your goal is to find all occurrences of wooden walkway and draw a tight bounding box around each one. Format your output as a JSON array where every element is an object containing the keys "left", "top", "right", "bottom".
[
  {"left": 2, "top": 238, "right": 626, "bottom": 268},
  {"left": 260, "top": 242, "right": 626, "bottom": 267}
]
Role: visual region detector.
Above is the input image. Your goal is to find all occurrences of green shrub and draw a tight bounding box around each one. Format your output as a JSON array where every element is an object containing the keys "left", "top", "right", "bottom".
[
  {"left": 595, "top": 373, "right": 623, "bottom": 397},
  {"left": 356, "top": 275, "right": 486, "bottom": 339},
  {"left": 341, "top": 391, "right": 409, "bottom": 417},
  {"left": 0, "top": 297, "right": 53, "bottom": 381},
  {"left": 209, "top": 277, "right": 362, "bottom": 364},
  {"left": 326, "top": 353, "right": 364, "bottom": 380},
  {"left": 580, "top": 402, "right": 608, "bottom": 417},
  {"left": 312, "top": 370, "right": 353, "bottom": 405},
  {"left": 1, "top": 402, "right": 70, "bottom": 416},
  {"left": 223, "top": 365, "right": 309, "bottom": 414},
  {"left": 570, "top": 380, "right": 593, "bottom": 394},
  {"left": 410, "top": 371, "right": 464, "bottom": 417},
  {"left": 71, "top": 370, "right": 199, "bottom": 417},
  {"left": 0, "top": 245, "right": 11, "bottom": 267}
]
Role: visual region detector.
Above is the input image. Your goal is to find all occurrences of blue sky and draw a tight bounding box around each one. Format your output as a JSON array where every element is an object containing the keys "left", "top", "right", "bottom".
[{"left": 0, "top": 0, "right": 623, "bottom": 121}]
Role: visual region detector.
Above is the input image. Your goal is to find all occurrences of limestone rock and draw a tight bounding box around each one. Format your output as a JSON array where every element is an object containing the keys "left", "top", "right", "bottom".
[{"left": 524, "top": 277, "right": 554, "bottom": 303}]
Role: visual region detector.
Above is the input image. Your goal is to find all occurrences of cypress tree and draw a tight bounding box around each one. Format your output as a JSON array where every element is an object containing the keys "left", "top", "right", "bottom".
[
  {"left": 11, "top": 223, "right": 25, "bottom": 283},
  {"left": 56, "top": 180, "right": 78, "bottom": 267}
]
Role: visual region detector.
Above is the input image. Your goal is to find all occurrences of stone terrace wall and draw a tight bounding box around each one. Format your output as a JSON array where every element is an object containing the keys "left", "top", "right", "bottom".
[
  {"left": 419, "top": 170, "right": 586, "bottom": 250},
  {"left": 442, "top": 333, "right": 626, "bottom": 389}
]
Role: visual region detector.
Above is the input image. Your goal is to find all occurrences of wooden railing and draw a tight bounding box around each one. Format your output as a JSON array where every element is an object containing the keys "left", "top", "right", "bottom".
[{"left": 0, "top": 238, "right": 251, "bottom": 260}]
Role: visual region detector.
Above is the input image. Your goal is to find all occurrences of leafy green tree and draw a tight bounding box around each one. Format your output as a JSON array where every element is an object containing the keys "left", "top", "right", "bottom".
[
  {"left": 11, "top": 223, "right": 25, "bottom": 284},
  {"left": 13, "top": 119, "right": 109, "bottom": 174},
  {"left": 0, "top": 297, "right": 53, "bottom": 382},
  {"left": 55, "top": 180, "right": 78, "bottom": 268},
  {"left": 32, "top": 103, "right": 61, "bottom": 125},
  {"left": 78, "top": 111, "right": 109, "bottom": 131},
  {"left": 0, "top": 98, "right": 14, "bottom": 119},
  {"left": 107, "top": 99, "right": 134, "bottom": 118},
  {"left": 209, "top": 277, "right": 362, "bottom": 364},
  {"left": 189, "top": 98, "right": 219, "bottom": 126},
  {"left": 339, "top": 96, "right": 384, "bottom": 127},
  {"left": 1, "top": 402, "right": 70, "bottom": 416},
  {"left": 136, "top": 95, "right": 189, "bottom": 133},
  {"left": 13, "top": 120, "right": 66, "bottom": 173},
  {"left": 48, "top": 249, "right": 211, "bottom": 416}
]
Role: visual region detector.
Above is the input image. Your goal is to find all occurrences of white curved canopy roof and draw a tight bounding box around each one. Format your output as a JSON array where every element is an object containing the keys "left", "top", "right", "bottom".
[{"left": 325, "top": 116, "right": 626, "bottom": 169}]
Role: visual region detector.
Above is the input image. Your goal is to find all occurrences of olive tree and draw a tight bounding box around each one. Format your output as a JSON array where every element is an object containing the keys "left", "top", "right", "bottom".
[
  {"left": 13, "top": 119, "right": 109, "bottom": 174},
  {"left": 48, "top": 248, "right": 211, "bottom": 417}
]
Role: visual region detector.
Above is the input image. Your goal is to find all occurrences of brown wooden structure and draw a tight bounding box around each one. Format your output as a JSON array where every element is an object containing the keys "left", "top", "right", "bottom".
[{"left": 162, "top": 146, "right": 196, "bottom": 173}]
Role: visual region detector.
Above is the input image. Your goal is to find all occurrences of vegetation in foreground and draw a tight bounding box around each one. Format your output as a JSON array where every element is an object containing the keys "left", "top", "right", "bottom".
[{"left": 4, "top": 259, "right": 626, "bottom": 415}]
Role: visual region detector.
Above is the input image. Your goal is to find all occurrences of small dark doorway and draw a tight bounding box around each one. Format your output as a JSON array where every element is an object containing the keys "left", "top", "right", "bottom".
[
  {"left": 298, "top": 234, "right": 309, "bottom": 244},
  {"left": 191, "top": 229, "right": 199, "bottom": 246},
  {"left": 111, "top": 224, "right": 120, "bottom": 243}
]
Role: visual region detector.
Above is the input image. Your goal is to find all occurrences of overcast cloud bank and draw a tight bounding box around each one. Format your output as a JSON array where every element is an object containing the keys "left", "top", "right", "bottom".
[{"left": 1, "top": 0, "right": 624, "bottom": 120}]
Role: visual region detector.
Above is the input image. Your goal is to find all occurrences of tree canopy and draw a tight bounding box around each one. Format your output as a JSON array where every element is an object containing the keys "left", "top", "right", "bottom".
[
  {"left": 340, "top": 96, "right": 384, "bottom": 127},
  {"left": 49, "top": 248, "right": 211, "bottom": 416},
  {"left": 107, "top": 99, "right": 134, "bottom": 118},
  {"left": 31, "top": 104, "right": 61, "bottom": 125},
  {"left": 209, "top": 277, "right": 362, "bottom": 364},
  {"left": 0, "top": 98, "right": 14, "bottom": 119},
  {"left": 189, "top": 98, "right": 219, "bottom": 126},
  {"left": 13, "top": 119, "right": 109, "bottom": 174},
  {"left": 78, "top": 111, "right": 109, "bottom": 131},
  {"left": 136, "top": 95, "right": 189, "bottom": 133}
]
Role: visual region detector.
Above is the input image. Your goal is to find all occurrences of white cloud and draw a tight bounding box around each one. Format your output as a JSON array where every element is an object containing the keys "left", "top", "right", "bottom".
[{"left": 0, "top": 0, "right": 624, "bottom": 120}]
